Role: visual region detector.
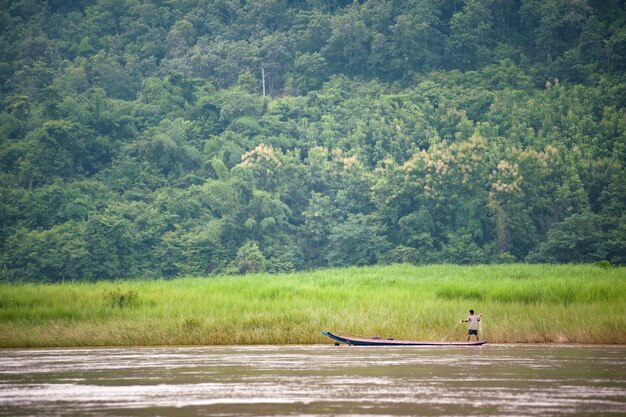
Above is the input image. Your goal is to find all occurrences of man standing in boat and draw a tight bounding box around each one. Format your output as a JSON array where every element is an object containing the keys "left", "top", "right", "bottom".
[{"left": 461, "top": 309, "right": 482, "bottom": 341}]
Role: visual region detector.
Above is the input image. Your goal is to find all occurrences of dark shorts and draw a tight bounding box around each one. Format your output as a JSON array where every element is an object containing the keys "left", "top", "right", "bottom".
[{"left": 468, "top": 329, "right": 478, "bottom": 335}]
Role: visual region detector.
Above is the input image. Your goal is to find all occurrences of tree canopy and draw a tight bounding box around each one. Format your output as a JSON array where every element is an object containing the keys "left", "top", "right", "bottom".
[{"left": 1, "top": 0, "right": 625, "bottom": 281}]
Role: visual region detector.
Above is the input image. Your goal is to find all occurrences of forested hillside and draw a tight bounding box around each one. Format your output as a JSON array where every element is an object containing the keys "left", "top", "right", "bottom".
[{"left": 1, "top": 0, "right": 625, "bottom": 281}]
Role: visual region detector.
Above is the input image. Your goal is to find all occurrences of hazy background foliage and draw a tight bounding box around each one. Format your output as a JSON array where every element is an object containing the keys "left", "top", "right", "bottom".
[{"left": 0, "top": 0, "right": 625, "bottom": 281}]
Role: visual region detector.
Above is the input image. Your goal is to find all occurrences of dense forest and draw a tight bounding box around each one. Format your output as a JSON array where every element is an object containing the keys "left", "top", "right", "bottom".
[{"left": 0, "top": 0, "right": 625, "bottom": 282}]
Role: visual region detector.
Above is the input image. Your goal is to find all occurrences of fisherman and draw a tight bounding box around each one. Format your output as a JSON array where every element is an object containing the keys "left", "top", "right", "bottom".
[{"left": 460, "top": 309, "right": 482, "bottom": 341}]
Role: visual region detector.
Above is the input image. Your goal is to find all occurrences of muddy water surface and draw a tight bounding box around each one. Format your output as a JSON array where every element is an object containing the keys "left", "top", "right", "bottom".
[{"left": 1, "top": 344, "right": 625, "bottom": 416}]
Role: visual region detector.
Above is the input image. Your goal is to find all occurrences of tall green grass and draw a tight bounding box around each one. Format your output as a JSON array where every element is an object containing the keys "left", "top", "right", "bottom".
[{"left": 0, "top": 264, "right": 624, "bottom": 347}]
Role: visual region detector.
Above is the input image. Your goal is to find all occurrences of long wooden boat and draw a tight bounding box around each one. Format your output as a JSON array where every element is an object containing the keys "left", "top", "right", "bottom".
[{"left": 322, "top": 331, "right": 487, "bottom": 346}]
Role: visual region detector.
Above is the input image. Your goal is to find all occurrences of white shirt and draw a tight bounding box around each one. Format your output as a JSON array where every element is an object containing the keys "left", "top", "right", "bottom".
[{"left": 468, "top": 315, "right": 480, "bottom": 330}]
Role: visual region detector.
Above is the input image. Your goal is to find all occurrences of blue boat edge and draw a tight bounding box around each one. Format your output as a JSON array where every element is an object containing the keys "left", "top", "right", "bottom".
[
  {"left": 321, "top": 330, "right": 344, "bottom": 343},
  {"left": 322, "top": 330, "right": 352, "bottom": 345},
  {"left": 322, "top": 330, "right": 487, "bottom": 346}
]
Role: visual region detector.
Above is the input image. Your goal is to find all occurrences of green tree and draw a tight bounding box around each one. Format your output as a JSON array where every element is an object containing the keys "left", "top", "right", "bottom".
[
  {"left": 520, "top": 0, "right": 596, "bottom": 74},
  {"left": 322, "top": 5, "right": 372, "bottom": 75},
  {"left": 232, "top": 240, "right": 266, "bottom": 274},
  {"left": 527, "top": 211, "right": 606, "bottom": 263},
  {"left": 440, "top": 233, "right": 486, "bottom": 264},
  {"left": 327, "top": 213, "right": 390, "bottom": 267},
  {"left": 388, "top": 0, "right": 443, "bottom": 76},
  {"left": 445, "top": 0, "right": 495, "bottom": 69},
  {"left": 290, "top": 52, "right": 329, "bottom": 93},
  {"left": 76, "top": 36, "right": 95, "bottom": 56},
  {"left": 0, "top": 222, "right": 90, "bottom": 282},
  {"left": 157, "top": 219, "right": 228, "bottom": 277},
  {"left": 83, "top": 213, "right": 133, "bottom": 280},
  {"left": 17, "top": 120, "right": 111, "bottom": 187}
]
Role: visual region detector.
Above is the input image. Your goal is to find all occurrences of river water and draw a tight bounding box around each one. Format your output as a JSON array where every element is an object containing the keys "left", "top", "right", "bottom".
[{"left": 1, "top": 344, "right": 625, "bottom": 416}]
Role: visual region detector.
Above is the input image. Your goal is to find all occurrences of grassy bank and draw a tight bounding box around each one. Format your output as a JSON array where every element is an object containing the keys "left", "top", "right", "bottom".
[{"left": 1, "top": 264, "right": 625, "bottom": 347}]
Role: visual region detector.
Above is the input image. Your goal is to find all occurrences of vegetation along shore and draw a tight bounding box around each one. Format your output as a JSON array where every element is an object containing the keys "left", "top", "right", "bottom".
[
  {"left": 1, "top": 264, "right": 624, "bottom": 348},
  {"left": 2, "top": 1, "right": 626, "bottom": 284}
]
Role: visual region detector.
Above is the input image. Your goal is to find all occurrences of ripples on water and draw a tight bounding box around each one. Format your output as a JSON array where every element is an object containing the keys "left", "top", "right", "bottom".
[{"left": 1, "top": 344, "right": 625, "bottom": 416}]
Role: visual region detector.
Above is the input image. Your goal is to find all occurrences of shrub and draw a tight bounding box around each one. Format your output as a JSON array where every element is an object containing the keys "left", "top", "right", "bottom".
[
  {"left": 594, "top": 260, "right": 616, "bottom": 269},
  {"left": 104, "top": 287, "right": 138, "bottom": 308}
]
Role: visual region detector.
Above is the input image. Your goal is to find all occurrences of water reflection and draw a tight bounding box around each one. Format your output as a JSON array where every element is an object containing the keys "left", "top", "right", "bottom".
[{"left": 1, "top": 345, "right": 625, "bottom": 416}]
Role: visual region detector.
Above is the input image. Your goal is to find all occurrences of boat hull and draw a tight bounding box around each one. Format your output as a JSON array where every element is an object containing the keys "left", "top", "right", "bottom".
[{"left": 322, "top": 331, "right": 487, "bottom": 346}]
